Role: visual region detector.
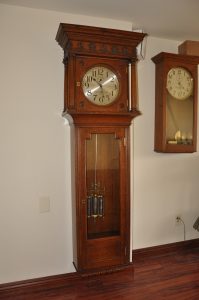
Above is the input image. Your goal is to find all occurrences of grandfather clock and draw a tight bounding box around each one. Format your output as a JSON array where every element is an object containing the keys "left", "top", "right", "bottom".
[{"left": 56, "top": 23, "right": 146, "bottom": 274}]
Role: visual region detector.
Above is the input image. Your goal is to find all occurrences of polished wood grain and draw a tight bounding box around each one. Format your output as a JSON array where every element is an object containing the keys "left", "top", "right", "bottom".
[
  {"left": 1, "top": 242, "right": 199, "bottom": 299},
  {"left": 132, "top": 238, "right": 199, "bottom": 260}
]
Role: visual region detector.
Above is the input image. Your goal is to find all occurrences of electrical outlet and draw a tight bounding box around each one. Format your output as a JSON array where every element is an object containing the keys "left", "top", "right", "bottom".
[
  {"left": 175, "top": 215, "right": 181, "bottom": 225},
  {"left": 39, "top": 196, "right": 50, "bottom": 213}
]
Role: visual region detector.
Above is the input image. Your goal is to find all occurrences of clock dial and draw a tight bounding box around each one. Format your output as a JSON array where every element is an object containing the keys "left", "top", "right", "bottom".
[
  {"left": 166, "top": 67, "right": 193, "bottom": 100},
  {"left": 82, "top": 66, "right": 119, "bottom": 106}
]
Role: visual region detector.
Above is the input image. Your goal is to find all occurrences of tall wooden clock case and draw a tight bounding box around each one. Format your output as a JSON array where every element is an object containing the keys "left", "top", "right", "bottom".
[{"left": 56, "top": 23, "right": 146, "bottom": 274}]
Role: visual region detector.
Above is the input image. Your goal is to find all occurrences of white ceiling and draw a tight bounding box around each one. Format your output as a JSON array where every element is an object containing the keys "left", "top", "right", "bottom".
[{"left": 1, "top": 0, "right": 199, "bottom": 41}]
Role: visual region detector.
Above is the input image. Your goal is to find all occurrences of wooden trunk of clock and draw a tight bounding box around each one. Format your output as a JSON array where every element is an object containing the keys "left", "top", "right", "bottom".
[
  {"left": 56, "top": 23, "right": 146, "bottom": 274},
  {"left": 73, "top": 124, "right": 130, "bottom": 272}
]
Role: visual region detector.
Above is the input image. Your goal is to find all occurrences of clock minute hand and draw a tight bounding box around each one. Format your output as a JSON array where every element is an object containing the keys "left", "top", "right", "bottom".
[{"left": 101, "top": 75, "right": 116, "bottom": 87}]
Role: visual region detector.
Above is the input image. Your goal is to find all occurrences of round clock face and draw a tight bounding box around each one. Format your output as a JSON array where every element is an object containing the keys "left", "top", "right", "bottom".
[
  {"left": 82, "top": 66, "right": 120, "bottom": 106},
  {"left": 166, "top": 67, "right": 193, "bottom": 100}
]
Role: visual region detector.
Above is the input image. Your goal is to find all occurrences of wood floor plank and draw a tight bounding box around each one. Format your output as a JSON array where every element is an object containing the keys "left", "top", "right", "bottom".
[{"left": 1, "top": 247, "right": 199, "bottom": 299}]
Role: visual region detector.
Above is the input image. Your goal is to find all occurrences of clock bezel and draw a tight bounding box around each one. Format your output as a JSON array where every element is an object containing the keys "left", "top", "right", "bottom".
[
  {"left": 166, "top": 66, "right": 194, "bottom": 100},
  {"left": 81, "top": 64, "right": 120, "bottom": 107},
  {"left": 74, "top": 56, "right": 129, "bottom": 114}
]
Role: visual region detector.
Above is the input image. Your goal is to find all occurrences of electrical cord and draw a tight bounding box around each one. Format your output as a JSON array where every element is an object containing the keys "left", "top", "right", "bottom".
[{"left": 177, "top": 217, "right": 186, "bottom": 241}]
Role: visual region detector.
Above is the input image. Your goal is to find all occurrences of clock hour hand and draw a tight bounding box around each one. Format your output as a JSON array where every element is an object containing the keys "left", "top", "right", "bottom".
[{"left": 93, "top": 78, "right": 103, "bottom": 89}]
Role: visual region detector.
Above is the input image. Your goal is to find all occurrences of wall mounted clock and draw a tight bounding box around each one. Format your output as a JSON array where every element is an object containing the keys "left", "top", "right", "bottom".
[{"left": 152, "top": 52, "right": 199, "bottom": 153}]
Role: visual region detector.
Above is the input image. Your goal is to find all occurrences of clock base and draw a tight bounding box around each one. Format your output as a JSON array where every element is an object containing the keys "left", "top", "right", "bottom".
[{"left": 73, "top": 262, "right": 133, "bottom": 277}]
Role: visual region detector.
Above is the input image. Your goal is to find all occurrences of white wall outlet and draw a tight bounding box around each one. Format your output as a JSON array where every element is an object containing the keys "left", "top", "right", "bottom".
[
  {"left": 175, "top": 215, "right": 181, "bottom": 225},
  {"left": 39, "top": 196, "right": 50, "bottom": 213}
]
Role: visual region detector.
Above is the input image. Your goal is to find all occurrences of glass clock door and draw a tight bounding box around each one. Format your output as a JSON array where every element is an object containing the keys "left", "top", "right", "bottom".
[
  {"left": 77, "top": 126, "right": 129, "bottom": 270},
  {"left": 166, "top": 67, "right": 194, "bottom": 146},
  {"left": 86, "top": 133, "right": 120, "bottom": 239}
]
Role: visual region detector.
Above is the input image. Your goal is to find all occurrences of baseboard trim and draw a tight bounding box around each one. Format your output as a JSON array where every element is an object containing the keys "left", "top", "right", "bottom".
[
  {"left": 0, "top": 272, "right": 79, "bottom": 292},
  {"left": 132, "top": 238, "right": 199, "bottom": 261},
  {"left": 1, "top": 238, "right": 199, "bottom": 292}
]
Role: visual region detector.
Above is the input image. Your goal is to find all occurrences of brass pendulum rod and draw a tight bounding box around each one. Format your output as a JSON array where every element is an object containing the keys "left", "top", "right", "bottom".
[{"left": 87, "top": 134, "right": 105, "bottom": 219}]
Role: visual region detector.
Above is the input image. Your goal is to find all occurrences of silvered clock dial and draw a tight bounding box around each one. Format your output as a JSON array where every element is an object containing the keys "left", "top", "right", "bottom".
[{"left": 82, "top": 66, "right": 119, "bottom": 106}]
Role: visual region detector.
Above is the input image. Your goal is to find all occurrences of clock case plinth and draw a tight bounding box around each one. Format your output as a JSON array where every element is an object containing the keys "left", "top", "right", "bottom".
[
  {"left": 56, "top": 23, "right": 146, "bottom": 274},
  {"left": 152, "top": 52, "right": 199, "bottom": 153}
]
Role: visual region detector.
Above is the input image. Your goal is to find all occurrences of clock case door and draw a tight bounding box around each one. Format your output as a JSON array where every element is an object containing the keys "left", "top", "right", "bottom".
[
  {"left": 73, "top": 126, "right": 130, "bottom": 272},
  {"left": 152, "top": 52, "right": 199, "bottom": 153}
]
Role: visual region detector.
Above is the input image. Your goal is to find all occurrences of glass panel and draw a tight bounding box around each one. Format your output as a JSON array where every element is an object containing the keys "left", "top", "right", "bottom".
[
  {"left": 86, "top": 133, "right": 120, "bottom": 239},
  {"left": 166, "top": 68, "right": 194, "bottom": 145}
]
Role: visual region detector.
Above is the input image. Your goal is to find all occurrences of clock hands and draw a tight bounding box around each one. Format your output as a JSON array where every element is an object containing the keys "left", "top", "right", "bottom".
[
  {"left": 101, "top": 75, "right": 116, "bottom": 87},
  {"left": 92, "top": 78, "right": 105, "bottom": 98},
  {"left": 93, "top": 75, "right": 116, "bottom": 91},
  {"left": 86, "top": 75, "right": 117, "bottom": 97},
  {"left": 89, "top": 81, "right": 104, "bottom": 95},
  {"left": 93, "top": 78, "right": 103, "bottom": 89}
]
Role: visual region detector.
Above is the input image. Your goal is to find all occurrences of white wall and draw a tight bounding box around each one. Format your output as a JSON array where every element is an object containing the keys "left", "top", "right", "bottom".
[
  {"left": 133, "top": 37, "right": 199, "bottom": 249},
  {"left": 0, "top": 3, "right": 198, "bottom": 284},
  {"left": 0, "top": 3, "right": 132, "bottom": 284}
]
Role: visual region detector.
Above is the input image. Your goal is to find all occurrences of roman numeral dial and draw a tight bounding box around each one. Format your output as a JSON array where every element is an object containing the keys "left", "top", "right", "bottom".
[{"left": 82, "top": 66, "right": 120, "bottom": 106}]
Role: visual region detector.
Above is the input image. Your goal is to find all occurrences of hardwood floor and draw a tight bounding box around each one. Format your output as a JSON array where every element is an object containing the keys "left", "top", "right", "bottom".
[{"left": 1, "top": 246, "right": 199, "bottom": 300}]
